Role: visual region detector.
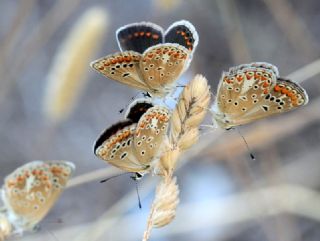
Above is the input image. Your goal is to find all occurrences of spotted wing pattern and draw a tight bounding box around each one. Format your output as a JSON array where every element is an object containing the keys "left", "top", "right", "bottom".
[
  {"left": 213, "top": 62, "right": 309, "bottom": 128},
  {"left": 139, "top": 43, "right": 189, "bottom": 96},
  {"left": 133, "top": 106, "right": 170, "bottom": 166},
  {"left": 94, "top": 121, "right": 148, "bottom": 173},
  {"left": 116, "top": 22, "right": 164, "bottom": 53},
  {"left": 90, "top": 51, "right": 149, "bottom": 91},
  {"left": 94, "top": 102, "right": 170, "bottom": 173},
  {"left": 2, "top": 161, "right": 74, "bottom": 231}
]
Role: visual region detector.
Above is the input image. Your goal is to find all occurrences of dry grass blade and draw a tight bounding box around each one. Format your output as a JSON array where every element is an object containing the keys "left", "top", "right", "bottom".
[
  {"left": 143, "top": 176, "right": 179, "bottom": 241},
  {"left": 43, "top": 7, "right": 108, "bottom": 123}
]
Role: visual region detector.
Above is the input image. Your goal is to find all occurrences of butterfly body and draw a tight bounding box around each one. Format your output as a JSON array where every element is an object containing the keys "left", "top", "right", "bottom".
[
  {"left": 1, "top": 160, "right": 74, "bottom": 231},
  {"left": 94, "top": 99, "right": 170, "bottom": 174},
  {"left": 212, "top": 62, "right": 309, "bottom": 129},
  {"left": 91, "top": 20, "right": 198, "bottom": 97}
]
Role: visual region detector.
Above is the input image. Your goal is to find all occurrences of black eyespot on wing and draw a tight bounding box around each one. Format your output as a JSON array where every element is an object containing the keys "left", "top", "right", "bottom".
[
  {"left": 165, "top": 20, "right": 198, "bottom": 52},
  {"left": 93, "top": 120, "right": 133, "bottom": 154},
  {"left": 116, "top": 22, "right": 164, "bottom": 53},
  {"left": 125, "top": 100, "right": 154, "bottom": 123}
]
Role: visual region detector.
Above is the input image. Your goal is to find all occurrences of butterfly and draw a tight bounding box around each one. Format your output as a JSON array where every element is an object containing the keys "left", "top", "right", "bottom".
[
  {"left": 90, "top": 20, "right": 198, "bottom": 97},
  {"left": 94, "top": 99, "right": 170, "bottom": 180},
  {"left": 1, "top": 160, "right": 75, "bottom": 232},
  {"left": 211, "top": 62, "right": 309, "bottom": 129}
]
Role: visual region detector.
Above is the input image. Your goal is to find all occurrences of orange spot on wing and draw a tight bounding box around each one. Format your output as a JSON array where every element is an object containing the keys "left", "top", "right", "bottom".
[
  {"left": 274, "top": 85, "right": 281, "bottom": 92},
  {"left": 146, "top": 32, "right": 151, "bottom": 37},
  {"left": 245, "top": 74, "right": 253, "bottom": 80},
  {"left": 236, "top": 76, "right": 243, "bottom": 82},
  {"left": 117, "top": 56, "right": 124, "bottom": 63},
  {"left": 152, "top": 34, "right": 159, "bottom": 40}
]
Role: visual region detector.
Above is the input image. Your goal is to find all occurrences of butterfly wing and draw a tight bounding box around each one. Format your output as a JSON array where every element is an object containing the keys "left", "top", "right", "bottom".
[
  {"left": 139, "top": 43, "right": 190, "bottom": 96},
  {"left": 124, "top": 98, "right": 154, "bottom": 123},
  {"left": 164, "top": 20, "right": 199, "bottom": 54},
  {"left": 133, "top": 106, "right": 170, "bottom": 166},
  {"left": 213, "top": 63, "right": 308, "bottom": 128},
  {"left": 94, "top": 121, "right": 150, "bottom": 172},
  {"left": 2, "top": 160, "right": 74, "bottom": 230},
  {"left": 116, "top": 22, "right": 164, "bottom": 53},
  {"left": 90, "top": 51, "right": 150, "bottom": 92}
]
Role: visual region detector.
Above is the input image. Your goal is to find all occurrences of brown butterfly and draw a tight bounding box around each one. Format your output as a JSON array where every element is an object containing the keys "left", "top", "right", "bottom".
[
  {"left": 91, "top": 20, "right": 198, "bottom": 97},
  {"left": 94, "top": 99, "right": 170, "bottom": 179},
  {"left": 1, "top": 160, "right": 75, "bottom": 233},
  {"left": 211, "top": 62, "right": 309, "bottom": 128}
]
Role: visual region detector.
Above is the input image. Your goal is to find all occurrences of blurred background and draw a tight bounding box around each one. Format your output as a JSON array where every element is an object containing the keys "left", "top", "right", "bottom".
[{"left": 1, "top": 0, "right": 320, "bottom": 240}]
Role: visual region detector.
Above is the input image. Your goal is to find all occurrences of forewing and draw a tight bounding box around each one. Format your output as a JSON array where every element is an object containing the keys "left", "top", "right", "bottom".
[
  {"left": 90, "top": 51, "right": 149, "bottom": 91},
  {"left": 2, "top": 160, "right": 74, "bottom": 230},
  {"left": 164, "top": 20, "right": 198, "bottom": 55},
  {"left": 235, "top": 78, "right": 308, "bottom": 124},
  {"left": 215, "top": 63, "right": 308, "bottom": 127},
  {"left": 133, "top": 106, "right": 170, "bottom": 165},
  {"left": 140, "top": 43, "right": 189, "bottom": 96},
  {"left": 116, "top": 22, "right": 164, "bottom": 53},
  {"left": 125, "top": 99, "right": 154, "bottom": 123},
  {"left": 94, "top": 121, "right": 149, "bottom": 172}
]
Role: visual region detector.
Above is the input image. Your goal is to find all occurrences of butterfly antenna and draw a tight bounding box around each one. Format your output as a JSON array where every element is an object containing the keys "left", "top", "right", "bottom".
[
  {"left": 236, "top": 127, "right": 256, "bottom": 161},
  {"left": 135, "top": 180, "right": 142, "bottom": 209},
  {"left": 100, "top": 172, "right": 130, "bottom": 183}
]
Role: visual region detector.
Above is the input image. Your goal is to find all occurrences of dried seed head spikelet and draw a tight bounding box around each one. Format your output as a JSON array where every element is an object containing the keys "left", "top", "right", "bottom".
[
  {"left": 43, "top": 7, "right": 109, "bottom": 123},
  {"left": 171, "top": 74, "right": 210, "bottom": 146},
  {"left": 156, "top": 138, "right": 181, "bottom": 176},
  {"left": 0, "top": 213, "right": 11, "bottom": 241},
  {"left": 152, "top": 176, "right": 179, "bottom": 227},
  {"left": 143, "top": 176, "right": 179, "bottom": 240},
  {"left": 160, "top": 74, "right": 211, "bottom": 174}
]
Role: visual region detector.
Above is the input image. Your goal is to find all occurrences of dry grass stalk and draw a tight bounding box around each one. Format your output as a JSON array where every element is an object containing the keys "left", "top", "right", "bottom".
[
  {"left": 143, "top": 75, "right": 211, "bottom": 241},
  {"left": 43, "top": 7, "right": 108, "bottom": 123},
  {"left": 143, "top": 176, "right": 179, "bottom": 241},
  {"left": 161, "top": 74, "right": 211, "bottom": 175}
]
